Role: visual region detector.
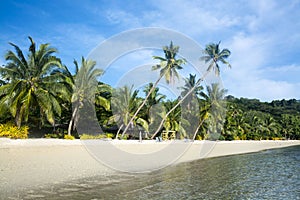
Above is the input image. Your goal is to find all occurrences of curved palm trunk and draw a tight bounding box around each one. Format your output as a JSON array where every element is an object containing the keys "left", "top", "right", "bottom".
[
  {"left": 68, "top": 106, "right": 79, "bottom": 136},
  {"left": 151, "top": 70, "right": 210, "bottom": 139},
  {"left": 121, "top": 70, "right": 167, "bottom": 138},
  {"left": 192, "top": 118, "right": 205, "bottom": 141},
  {"left": 115, "top": 124, "right": 124, "bottom": 139}
]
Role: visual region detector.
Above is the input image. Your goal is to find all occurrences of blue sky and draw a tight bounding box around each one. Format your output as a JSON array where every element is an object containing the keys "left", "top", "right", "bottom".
[{"left": 0, "top": 0, "right": 300, "bottom": 101}]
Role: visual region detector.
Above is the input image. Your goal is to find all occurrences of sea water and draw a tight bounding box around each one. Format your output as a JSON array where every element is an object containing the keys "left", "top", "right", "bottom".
[{"left": 8, "top": 145, "right": 300, "bottom": 199}]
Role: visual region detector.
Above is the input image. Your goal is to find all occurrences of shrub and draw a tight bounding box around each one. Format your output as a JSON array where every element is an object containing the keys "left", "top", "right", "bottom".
[
  {"left": 0, "top": 122, "right": 29, "bottom": 139},
  {"left": 218, "top": 135, "right": 225, "bottom": 141},
  {"left": 272, "top": 137, "right": 285, "bottom": 140},
  {"left": 80, "top": 133, "right": 114, "bottom": 140},
  {"left": 44, "top": 133, "right": 64, "bottom": 139},
  {"left": 106, "top": 133, "right": 114, "bottom": 139},
  {"left": 64, "top": 135, "right": 75, "bottom": 140},
  {"left": 195, "top": 135, "right": 202, "bottom": 140}
]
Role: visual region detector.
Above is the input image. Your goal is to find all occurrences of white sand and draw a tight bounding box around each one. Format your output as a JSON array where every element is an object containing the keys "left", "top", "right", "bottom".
[{"left": 0, "top": 138, "right": 299, "bottom": 197}]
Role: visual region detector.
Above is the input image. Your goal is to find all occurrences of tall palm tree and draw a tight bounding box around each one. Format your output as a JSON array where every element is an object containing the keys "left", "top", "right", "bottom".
[
  {"left": 200, "top": 41, "right": 231, "bottom": 76},
  {"left": 142, "top": 83, "right": 166, "bottom": 133},
  {"left": 109, "top": 85, "right": 148, "bottom": 139},
  {"left": 0, "top": 37, "right": 68, "bottom": 128},
  {"left": 160, "top": 100, "right": 185, "bottom": 139},
  {"left": 198, "top": 83, "right": 227, "bottom": 140},
  {"left": 151, "top": 42, "right": 231, "bottom": 139},
  {"left": 122, "top": 41, "right": 186, "bottom": 136},
  {"left": 192, "top": 100, "right": 210, "bottom": 140},
  {"left": 179, "top": 74, "right": 204, "bottom": 139},
  {"left": 67, "top": 57, "right": 109, "bottom": 136},
  {"left": 180, "top": 74, "right": 203, "bottom": 110},
  {"left": 143, "top": 83, "right": 166, "bottom": 109}
]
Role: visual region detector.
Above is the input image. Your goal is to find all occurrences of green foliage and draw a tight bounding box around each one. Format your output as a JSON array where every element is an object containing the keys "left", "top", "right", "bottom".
[
  {"left": 0, "top": 37, "right": 69, "bottom": 128},
  {"left": 44, "top": 133, "right": 64, "bottom": 139},
  {"left": 1, "top": 37, "right": 299, "bottom": 141},
  {"left": 109, "top": 85, "right": 149, "bottom": 138},
  {"left": 80, "top": 133, "right": 114, "bottom": 140},
  {"left": 64, "top": 134, "right": 75, "bottom": 140},
  {"left": 67, "top": 57, "right": 106, "bottom": 136},
  {"left": 0, "top": 122, "right": 29, "bottom": 139},
  {"left": 200, "top": 41, "right": 231, "bottom": 76},
  {"left": 222, "top": 97, "right": 300, "bottom": 140}
]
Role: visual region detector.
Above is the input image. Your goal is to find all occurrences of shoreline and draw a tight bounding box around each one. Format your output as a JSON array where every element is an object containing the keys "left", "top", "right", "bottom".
[{"left": 0, "top": 139, "right": 299, "bottom": 197}]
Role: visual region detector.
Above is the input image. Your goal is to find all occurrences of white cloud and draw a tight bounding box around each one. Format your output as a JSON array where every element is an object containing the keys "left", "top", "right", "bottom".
[
  {"left": 100, "top": 0, "right": 300, "bottom": 101},
  {"left": 2, "top": 0, "right": 299, "bottom": 101},
  {"left": 222, "top": 32, "right": 300, "bottom": 101},
  {"left": 44, "top": 23, "right": 106, "bottom": 71},
  {"left": 145, "top": 0, "right": 242, "bottom": 37},
  {"left": 106, "top": 10, "right": 141, "bottom": 27}
]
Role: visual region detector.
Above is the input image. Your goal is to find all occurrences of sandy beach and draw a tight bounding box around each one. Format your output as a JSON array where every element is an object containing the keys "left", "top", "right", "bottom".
[{"left": 0, "top": 139, "right": 299, "bottom": 198}]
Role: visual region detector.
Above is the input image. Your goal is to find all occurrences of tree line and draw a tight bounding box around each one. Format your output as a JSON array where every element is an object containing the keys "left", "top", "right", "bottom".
[{"left": 0, "top": 37, "right": 299, "bottom": 140}]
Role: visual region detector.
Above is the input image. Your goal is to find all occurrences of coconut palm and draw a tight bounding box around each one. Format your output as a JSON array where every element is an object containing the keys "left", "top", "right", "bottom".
[
  {"left": 244, "top": 111, "right": 265, "bottom": 140},
  {"left": 262, "top": 115, "right": 278, "bottom": 139},
  {"left": 0, "top": 37, "right": 68, "bottom": 128},
  {"left": 141, "top": 83, "right": 166, "bottom": 133},
  {"left": 67, "top": 57, "right": 109, "bottom": 136},
  {"left": 151, "top": 42, "right": 231, "bottom": 139},
  {"left": 200, "top": 41, "right": 231, "bottom": 76},
  {"left": 192, "top": 100, "right": 210, "bottom": 140},
  {"left": 180, "top": 74, "right": 203, "bottom": 109},
  {"left": 143, "top": 83, "right": 166, "bottom": 109},
  {"left": 198, "top": 83, "right": 227, "bottom": 140},
  {"left": 160, "top": 100, "right": 185, "bottom": 139},
  {"left": 179, "top": 74, "right": 204, "bottom": 139},
  {"left": 122, "top": 41, "right": 186, "bottom": 136},
  {"left": 109, "top": 85, "right": 148, "bottom": 139}
]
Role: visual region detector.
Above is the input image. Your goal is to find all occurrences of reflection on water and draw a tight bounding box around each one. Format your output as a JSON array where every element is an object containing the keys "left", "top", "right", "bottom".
[{"left": 10, "top": 146, "right": 300, "bottom": 199}]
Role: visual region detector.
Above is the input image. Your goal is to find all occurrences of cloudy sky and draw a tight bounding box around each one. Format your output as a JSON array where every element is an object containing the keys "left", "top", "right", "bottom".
[{"left": 0, "top": 0, "right": 299, "bottom": 101}]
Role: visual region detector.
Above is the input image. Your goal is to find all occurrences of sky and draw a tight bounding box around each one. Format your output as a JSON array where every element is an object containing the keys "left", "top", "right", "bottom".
[{"left": 0, "top": 0, "right": 300, "bottom": 102}]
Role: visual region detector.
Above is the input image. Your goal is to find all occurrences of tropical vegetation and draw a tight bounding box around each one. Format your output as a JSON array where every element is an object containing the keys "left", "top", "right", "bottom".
[{"left": 0, "top": 37, "right": 299, "bottom": 140}]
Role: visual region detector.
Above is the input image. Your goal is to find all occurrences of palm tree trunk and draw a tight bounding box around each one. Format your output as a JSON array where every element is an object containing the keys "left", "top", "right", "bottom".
[
  {"left": 115, "top": 124, "right": 123, "bottom": 139},
  {"left": 15, "top": 109, "right": 21, "bottom": 128},
  {"left": 121, "top": 70, "right": 167, "bottom": 138},
  {"left": 192, "top": 118, "right": 205, "bottom": 141},
  {"left": 68, "top": 106, "right": 78, "bottom": 136},
  {"left": 151, "top": 70, "right": 210, "bottom": 139}
]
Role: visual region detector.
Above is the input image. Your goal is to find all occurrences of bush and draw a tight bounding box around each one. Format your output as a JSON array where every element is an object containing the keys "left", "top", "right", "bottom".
[
  {"left": 0, "top": 122, "right": 29, "bottom": 139},
  {"left": 80, "top": 133, "right": 114, "bottom": 140},
  {"left": 218, "top": 135, "right": 225, "bottom": 141},
  {"left": 195, "top": 135, "right": 202, "bottom": 140},
  {"left": 272, "top": 137, "right": 285, "bottom": 140},
  {"left": 44, "top": 133, "right": 64, "bottom": 139},
  {"left": 64, "top": 135, "right": 75, "bottom": 140}
]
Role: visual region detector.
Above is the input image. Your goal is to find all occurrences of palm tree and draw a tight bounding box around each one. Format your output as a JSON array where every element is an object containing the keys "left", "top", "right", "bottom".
[
  {"left": 143, "top": 83, "right": 166, "bottom": 109},
  {"left": 67, "top": 57, "right": 109, "bottom": 136},
  {"left": 122, "top": 41, "right": 186, "bottom": 136},
  {"left": 180, "top": 74, "right": 203, "bottom": 109},
  {"left": 151, "top": 42, "right": 231, "bottom": 139},
  {"left": 0, "top": 37, "right": 68, "bottom": 128},
  {"left": 109, "top": 85, "right": 148, "bottom": 139},
  {"left": 142, "top": 83, "right": 166, "bottom": 133},
  {"left": 161, "top": 100, "right": 185, "bottom": 139},
  {"left": 200, "top": 41, "right": 231, "bottom": 76},
  {"left": 192, "top": 100, "right": 210, "bottom": 140},
  {"left": 198, "top": 83, "right": 228, "bottom": 140},
  {"left": 179, "top": 74, "right": 204, "bottom": 139},
  {"left": 262, "top": 115, "right": 278, "bottom": 139}
]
